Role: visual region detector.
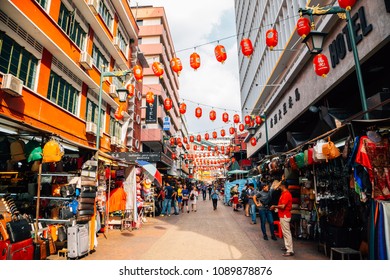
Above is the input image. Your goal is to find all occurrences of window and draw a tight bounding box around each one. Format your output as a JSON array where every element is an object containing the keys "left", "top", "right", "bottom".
[
  {"left": 98, "top": 1, "right": 113, "bottom": 30},
  {"left": 92, "top": 44, "right": 109, "bottom": 72},
  {"left": 58, "top": 2, "right": 86, "bottom": 49},
  {"left": 0, "top": 33, "right": 38, "bottom": 89},
  {"left": 86, "top": 98, "right": 105, "bottom": 132},
  {"left": 116, "top": 30, "right": 127, "bottom": 55},
  {"left": 47, "top": 70, "right": 79, "bottom": 115},
  {"left": 109, "top": 116, "right": 122, "bottom": 137},
  {"left": 35, "top": 0, "right": 48, "bottom": 9}
]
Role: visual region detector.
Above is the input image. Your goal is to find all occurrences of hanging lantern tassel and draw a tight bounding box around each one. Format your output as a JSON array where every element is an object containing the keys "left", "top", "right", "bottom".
[{"left": 313, "top": 54, "right": 330, "bottom": 78}]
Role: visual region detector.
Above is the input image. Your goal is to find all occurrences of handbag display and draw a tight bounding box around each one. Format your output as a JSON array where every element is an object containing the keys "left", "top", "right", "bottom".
[
  {"left": 6, "top": 219, "right": 32, "bottom": 243},
  {"left": 313, "top": 140, "right": 327, "bottom": 161},
  {"left": 322, "top": 137, "right": 341, "bottom": 162}
]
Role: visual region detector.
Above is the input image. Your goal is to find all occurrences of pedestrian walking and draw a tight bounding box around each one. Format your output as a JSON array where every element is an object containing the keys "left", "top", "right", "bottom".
[
  {"left": 254, "top": 181, "right": 277, "bottom": 241},
  {"left": 247, "top": 183, "right": 257, "bottom": 224},
  {"left": 270, "top": 180, "right": 294, "bottom": 257},
  {"left": 177, "top": 184, "right": 183, "bottom": 213},
  {"left": 201, "top": 184, "right": 207, "bottom": 201},
  {"left": 189, "top": 186, "right": 199, "bottom": 212},
  {"left": 181, "top": 184, "right": 190, "bottom": 213},
  {"left": 208, "top": 184, "right": 212, "bottom": 200},
  {"left": 170, "top": 182, "right": 180, "bottom": 215},
  {"left": 211, "top": 186, "right": 220, "bottom": 210},
  {"left": 160, "top": 181, "right": 173, "bottom": 216},
  {"left": 231, "top": 184, "right": 239, "bottom": 211},
  {"left": 240, "top": 184, "right": 249, "bottom": 216}
]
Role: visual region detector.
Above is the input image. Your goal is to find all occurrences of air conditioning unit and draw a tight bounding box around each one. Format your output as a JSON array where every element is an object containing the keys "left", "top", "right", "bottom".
[
  {"left": 88, "top": 0, "right": 99, "bottom": 15},
  {"left": 109, "top": 84, "right": 118, "bottom": 98},
  {"left": 113, "top": 37, "right": 120, "bottom": 50},
  {"left": 111, "top": 136, "right": 118, "bottom": 146},
  {"left": 80, "top": 51, "right": 93, "bottom": 70},
  {"left": 1, "top": 74, "right": 23, "bottom": 97},
  {"left": 86, "top": 121, "right": 97, "bottom": 135}
]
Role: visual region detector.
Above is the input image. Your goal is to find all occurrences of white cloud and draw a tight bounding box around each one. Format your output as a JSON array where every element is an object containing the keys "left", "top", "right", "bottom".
[{"left": 134, "top": 0, "right": 242, "bottom": 134}]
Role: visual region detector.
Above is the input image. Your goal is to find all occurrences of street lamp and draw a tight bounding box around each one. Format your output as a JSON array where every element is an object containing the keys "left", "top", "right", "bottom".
[
  {"left": 299, "top": 4, "right": 369, "bottom": 120},
  {"left": 96, "top": 69, "right": 132, "bottom": 154}
]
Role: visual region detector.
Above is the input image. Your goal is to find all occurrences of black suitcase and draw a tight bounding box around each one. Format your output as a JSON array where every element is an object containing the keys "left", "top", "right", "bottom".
[
  {"left": 79, "top": 191, "right": 96, "bottom": 198},
  {"left": 6, "top": 219, "right": 32, "bottom": 243},
  {"left": 77, "top": 203, "right": 95, "bottom": 211},
  {"left": 77, "top": 209, "right": 94, "bottom": 216}
]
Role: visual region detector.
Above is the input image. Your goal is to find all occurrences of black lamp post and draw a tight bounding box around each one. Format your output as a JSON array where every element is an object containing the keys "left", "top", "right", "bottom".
[{"left": 302, "top": 30, "right": 328, "bottom": 54}]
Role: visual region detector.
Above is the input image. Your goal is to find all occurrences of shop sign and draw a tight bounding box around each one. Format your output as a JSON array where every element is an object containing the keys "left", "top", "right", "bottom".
[
  {"left": 268, "top": 88, "right": 301, "bottom": 130},
  {"left": 163, "top": 116, "right": 171, "bottom": 131},
  {"left": 145, "top": 98, "right": 157, "bottom": 123},
  {"left": 110, "top": 152, "right": 161, "bottom": 163},
  {"left": 328, "top": 6, "right": 373, "bottom": 68}
]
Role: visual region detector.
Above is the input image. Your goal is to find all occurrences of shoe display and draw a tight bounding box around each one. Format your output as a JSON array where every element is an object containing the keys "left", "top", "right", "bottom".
[
  {"left": 282, "top": 252, "right": 294, "bottom": 257},
  {"left": 263, "top": 235, "right": 268, "bottom": 240},
  {"left": 271, "top": 235, "right": 277, "bottom": 241}
]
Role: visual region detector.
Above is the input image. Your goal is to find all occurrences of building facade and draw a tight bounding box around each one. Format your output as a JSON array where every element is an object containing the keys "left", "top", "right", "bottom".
[
  {"left": 0, "top": 0, "right": 144, "bottom": 155},
  {"left": 135, "top": 6, "right": 187, "bottom": 177},
  {"left": 234, "top": 0, "right": 390, "bottom": 158}
]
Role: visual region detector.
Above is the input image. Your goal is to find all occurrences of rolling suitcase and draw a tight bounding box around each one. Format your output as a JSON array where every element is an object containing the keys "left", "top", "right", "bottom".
[
  {"left": 0, "top": 240, "right": 10, "bottom": 260},
  {"left": 67, "top": 224, "right": 89, "bottom": 259},
  {"left": 8, "top": 238, "right": 34, "bottom": 260}
]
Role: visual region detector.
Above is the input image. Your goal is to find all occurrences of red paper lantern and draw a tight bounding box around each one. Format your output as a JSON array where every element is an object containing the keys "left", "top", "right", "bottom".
[
  {"left": 266, "top": 29, "right": 278, "bottom": 50},
  {"left": 164, "top": 98, "right": 173, "bottom": 111},
  {"left": 183, "top": 137, "right": 188, "bottom": 144},
  {"left": 146, "top": 92, "right": 154, "bottom": 105},
  {"left": 179, "top": 103, "right": 187, "bottom": 114},
  {"left": 240, "top": 38, "right": 253, "bottom": 57},
  {"left": 190, "top": 135, "right": 195, "bottom": 143},
  {"left": 233, "top": 114, "right": 240, "bottom": 124},
  {"left": 177, "top": 142, "right": 183, "bottom": 148},
  {"left": 222, "top": 112, "right": 229, "bottom": 123},
  {"left": 152, "top": 61, "right": 164, "bottom": 78},
  {"left": 196, "top": 135, "right": 201, "bottom": 142},
  {"left": 193, "top": 145, "right": 198, "bottom": 151},
  {"left": 296, "top": 17, "right": 311, "bottom": 39},
  {"left": 221, "top": 146, "right": 225, "bottom": 152},
  {"left": 214, "top": 146, "right": 219, "bottom": 152},
  {"left": 195, "top": 107, "right": 202, "bottom": 118},
  {"left": 186, "top": 144, "right": 190, "bottom": 150},
  {"left": 313, "top": 54, "right": 330, "bottom": 78},
  {"left": 133, "top": 65, "right": 143, "bottom": 82},
  {"left": 172, "top": 153, "right": 177, "bottom": 160},
  {"left": 200, "top": 146, "right": 205, "bottom": 151},
  {"left": 239, "top": 123, "right": 245, "bottom": 132},
  {"left": 125, "top": 82, "right": 135, "bottom": 98},
  {"left": 190, "top": 52, "right": 201, "bottom": 70},
  {"left": 244, "top": 115, "right": 252, "bottom": 125},
  {"left": 338, "top": 0, "right": 356, "bottom": 10},
  {"left": 169, "top": 137, "right": 175, "bottom": 146},
  {"left": 209, "top": 110, "right": 216, "bottom": 121},
  {"left": 204, "top": 133, "right": 209, "bottom": 141},
  {"left": 255, "top": 115, "right": 262, "bottom": 125},
  {"left": 212, "top": 131, "right": 217, "bottom": 139},
  {"left": 214, "top": 44, "right": 227, "bottom": 63},
  {"left": 114, "top": 103, "right": 126, "bottom": 121},
  {"left": 250, "top": 137, "right": 257, "bottom": 146},
  {"left": 207, "top": 146, "right": 211, "bottom": 151},
  {"left": 229, "top": 127, "right": 235, "bottom": 135},
  {"left": 170, "top": 57, "right": 183, "bottom": 75},
  {"left": 220, "top": 129, "right": 226, "bottom": 137}
]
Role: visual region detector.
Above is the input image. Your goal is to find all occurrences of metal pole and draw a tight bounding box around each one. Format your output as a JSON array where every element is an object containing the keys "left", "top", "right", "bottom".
[
  {"left": 96, "top": 72, "right": 104, "bottom": 156},
  {"left": 345, "top": 10, "right": 369, "bottom": 120},
  {"left": 263, "top": 114, "right": 269, "bottom": 155}
]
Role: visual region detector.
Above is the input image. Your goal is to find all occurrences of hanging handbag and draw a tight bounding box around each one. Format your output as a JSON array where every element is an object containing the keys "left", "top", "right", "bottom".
[
  {"left": 322, "top": 137, "right": 341, "bottom": 162},
  {"left": 6, "top": 219, "right": 32, "bottom": 243},
  {"left": 294, "top": 152, "right": 305, "bottom": 169},
  {"left": 313, "top": 140, "right": 326, "bottom": 161}
]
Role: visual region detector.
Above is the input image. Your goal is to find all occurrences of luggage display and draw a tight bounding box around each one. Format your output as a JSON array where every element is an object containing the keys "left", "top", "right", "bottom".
[
  {"left": 33, "top": 238, "right": 48, "bottom": 260},
  {"left": 0, "top": 240, "right": 10, "bottom": 260},
  {"left": 8, "top": 238, "right": 34, "bottom": 260},
  {"left": 67, "top": 224, "right": 89, "bottom": 259},
  {"left": 6, "top": 219, "right": 32, "bottom": 243}
]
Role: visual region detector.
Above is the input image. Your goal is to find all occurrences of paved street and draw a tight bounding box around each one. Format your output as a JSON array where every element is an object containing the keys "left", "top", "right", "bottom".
[{"left": 54, "top": 198, "right": 328, "bottom": 260}]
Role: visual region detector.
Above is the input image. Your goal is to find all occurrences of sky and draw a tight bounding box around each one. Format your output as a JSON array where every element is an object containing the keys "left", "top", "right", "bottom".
[{"left": 134, "top": 0, "right": 242, "bottom": 135}]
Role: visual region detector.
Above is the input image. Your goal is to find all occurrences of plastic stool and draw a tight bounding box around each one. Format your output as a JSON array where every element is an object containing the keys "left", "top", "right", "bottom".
[{"left": 274, "top": 221, "right": 283, "bottom": 238}]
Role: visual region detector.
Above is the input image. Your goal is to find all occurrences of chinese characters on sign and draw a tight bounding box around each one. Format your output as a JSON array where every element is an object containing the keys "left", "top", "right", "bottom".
[{"left": 269, "top": 88, "right": 301, "bottom": 129}]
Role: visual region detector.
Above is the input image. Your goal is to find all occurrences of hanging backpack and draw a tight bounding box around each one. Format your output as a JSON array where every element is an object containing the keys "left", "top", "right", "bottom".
[
  {"left": 25, "top": 140, "right": 43, "bottom": 162},
  {"left": 10, "top": 139, "right": 26, "bottom": 162},
  {"left": 42, "top": 139, "right": 64, "bottom": 163}
]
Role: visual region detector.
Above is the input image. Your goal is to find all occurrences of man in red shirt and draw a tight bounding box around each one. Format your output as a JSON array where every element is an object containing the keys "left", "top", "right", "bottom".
[{"left": 270, "top": 180, "right": 294, "bottom": 257}]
